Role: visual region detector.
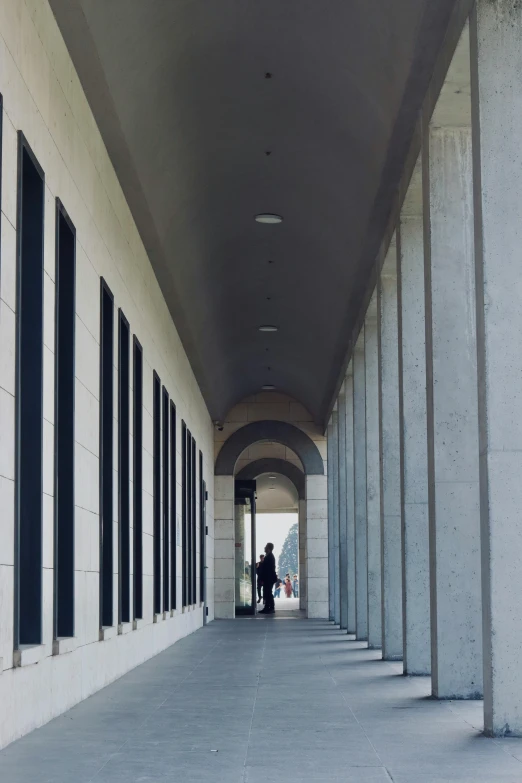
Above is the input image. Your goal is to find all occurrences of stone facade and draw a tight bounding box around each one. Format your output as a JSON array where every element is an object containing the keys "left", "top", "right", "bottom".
[{"left": 0, "top": 0, "right": 214, "bottom": 750}]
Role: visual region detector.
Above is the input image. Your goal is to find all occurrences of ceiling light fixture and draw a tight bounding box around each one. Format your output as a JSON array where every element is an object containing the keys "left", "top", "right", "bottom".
[
  {"left": 268, "top": 475, "right": 277, "bottom": 480},
  {"left": 262, "top": 384, "right": 276, "bottom": 391},
  {"left": 258, "top": 325, "right": 278, "bottom": 332},
  {"left": 255, "top": 213, "right": 283, "bottom": 224}
]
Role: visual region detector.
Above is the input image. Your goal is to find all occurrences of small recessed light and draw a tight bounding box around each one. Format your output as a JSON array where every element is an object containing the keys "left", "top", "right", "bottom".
[
  {"left": 262, "top": 385, "right": 276, "bottom": 391},
  {"left": 258, "top": 325, "right": 278, "bottom": 332},
  {"left": 255, "top": 214, "right": 283, "bottom": 224},
  {"left": 268, "top": 475, "right": 277, "bottom": 480}
]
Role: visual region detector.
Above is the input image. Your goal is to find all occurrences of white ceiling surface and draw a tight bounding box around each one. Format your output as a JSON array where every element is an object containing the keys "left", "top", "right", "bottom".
[
  {"left": 49, "top": 0, "right": 461, "bottom": 425},
  {"left": 256, "top": 473, "right": 299, "bottom": 513}
]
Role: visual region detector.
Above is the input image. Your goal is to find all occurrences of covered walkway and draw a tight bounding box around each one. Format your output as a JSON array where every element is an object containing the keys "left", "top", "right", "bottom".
[{"left": 1, "top": 619, "right": 522, "bottom": 783}]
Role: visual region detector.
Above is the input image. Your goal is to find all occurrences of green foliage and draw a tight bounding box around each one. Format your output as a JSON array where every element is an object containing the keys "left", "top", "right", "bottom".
[{"left": 278, "top": 522, "right": 298, "bottom": 578}]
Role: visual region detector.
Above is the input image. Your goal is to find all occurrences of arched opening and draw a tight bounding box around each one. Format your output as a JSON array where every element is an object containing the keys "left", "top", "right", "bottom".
[
  {"left": 214, "top": 420, "right": 327, "bottom": 620},
  {"left": 237, "top": 463, "right": 303, "bottom": 614},
  {"left": 215, "top": 420, "right": 324, "bottom": 476}
]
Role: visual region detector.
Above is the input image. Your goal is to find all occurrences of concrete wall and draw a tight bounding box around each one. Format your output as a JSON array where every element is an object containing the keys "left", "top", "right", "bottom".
[{"left": 0, "top": 0, "right": 214, "bottom": 749}]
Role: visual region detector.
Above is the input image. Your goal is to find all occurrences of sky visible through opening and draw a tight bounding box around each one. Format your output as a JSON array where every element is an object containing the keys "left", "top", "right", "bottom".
[{"left": 256, "top": 512, "right": 298, "bottom": 570}]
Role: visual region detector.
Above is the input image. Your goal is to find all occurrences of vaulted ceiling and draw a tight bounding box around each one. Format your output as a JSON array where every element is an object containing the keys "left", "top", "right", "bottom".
[{"left": 50, "top": 0, "right": 459, "bottom": 426}]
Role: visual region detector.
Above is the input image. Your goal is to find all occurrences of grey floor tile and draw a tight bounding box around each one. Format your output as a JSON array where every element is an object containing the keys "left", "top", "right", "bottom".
[{"left": 1, "top": 617, "right": 522, "bottom": 782}]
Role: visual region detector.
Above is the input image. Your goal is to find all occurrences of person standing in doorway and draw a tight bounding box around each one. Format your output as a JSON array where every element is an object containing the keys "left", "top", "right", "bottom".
[
  {"left": 258, "top": 543, "right": 277, "bottom": 614},
  {"left": 256, "top": 554, "right": 265, "bottom": 604}
]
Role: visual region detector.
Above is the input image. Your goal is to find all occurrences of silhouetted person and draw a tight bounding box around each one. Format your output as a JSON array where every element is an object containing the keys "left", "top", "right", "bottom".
[
  {"left": 256, "top": 554, "right": 265, "bottom": 604},
  {"left": 258, "top": 543, "right": 277, "bottom": 614}
]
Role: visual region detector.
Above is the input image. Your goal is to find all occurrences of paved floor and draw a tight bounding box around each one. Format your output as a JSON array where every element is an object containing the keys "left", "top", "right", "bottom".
[{"left": 2, "top": 619, "right": 522, "bottom": 782}]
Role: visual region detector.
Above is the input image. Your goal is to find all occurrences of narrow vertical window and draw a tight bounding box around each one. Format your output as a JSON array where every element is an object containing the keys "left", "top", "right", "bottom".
[
  {"left": 162, "top": 387, "right": 169, "bottom": 612},
  {"left": 133, "top": 338, "right": 143, "bottom": 620},
  {"left": 181, "top": 420, "right": 187, "bottom": 607},
  {"left": 153, "top": 372, "right": 161, "bottom": 615},
  {"left": 199, "top": 450, "right": 205, "bottom": 606},
  {"left": 99, "top": 279, "right": 114, "bottom": 628},
  {"left": 54, "top": 199, "right": 76, "bottom": 640},
  {"left": 186, "top": 427, "right": 193, "bottom": 605},
  {"left": 170, "top": 401, "right": 176, "bottom": 610},
  {"left": 192, "top": 436, "right": 197, "bottom": 604},
  {"left": 118, "top": 310, "right": 130, "bottom": 624},
  {"left": 15, "top": 134, "right": 45, "bottom": 647}
]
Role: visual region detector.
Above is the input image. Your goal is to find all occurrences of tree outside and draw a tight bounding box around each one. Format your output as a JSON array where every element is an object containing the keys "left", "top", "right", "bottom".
[{"left": 278, "top": 522, "right": 298, "bottom": 578}]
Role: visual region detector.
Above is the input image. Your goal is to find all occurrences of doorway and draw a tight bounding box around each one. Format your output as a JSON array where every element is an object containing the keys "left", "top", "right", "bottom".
[{"left": 234, "top": 480, "right": 256, "bottom": 615}]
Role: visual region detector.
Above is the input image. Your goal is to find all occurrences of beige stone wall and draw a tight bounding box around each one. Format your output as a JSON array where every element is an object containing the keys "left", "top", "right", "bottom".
[
  {"left": 215, "top": 392, "right": 327, "bottom": 472},
  {"left": 0, "top": 0, "right": 214, "bottom": 749}
]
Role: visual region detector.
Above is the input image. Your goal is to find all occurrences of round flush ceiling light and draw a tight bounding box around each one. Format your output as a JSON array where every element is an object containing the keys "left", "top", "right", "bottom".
[
  {"left": 255, "top": 213, "right": 283, "bottom": 224},
  {"left": 258, "top": 325, "right": 278, "bottom": 332},
  {"left": 262, "top": 384, "right": 276, "bottom": 391}
]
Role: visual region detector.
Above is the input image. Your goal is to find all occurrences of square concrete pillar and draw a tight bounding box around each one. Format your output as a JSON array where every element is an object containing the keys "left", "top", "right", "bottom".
[
  {"left": 365, "top": 296, "right": 382, "bottom": 649},
  {"left": 337, "top": 385, "right": 349, "bottom": 631},
  {"left": 327, "top": 419, "right": 335, "bottom": 620},
  {"left": 398, "top": 214, "right": 431, "bottom": 675},
  {"left": 378, "top": 240, "right": 403, "bottom": 660},
  {"left": 424, "top": 123, "right": 482, "bottom": 699},
  {"left": 298, "top": 499, "right": 307, "bottom": 611},
  {"left": 471, "top": 0, "right": 522, "bottom": 735},
  {"left": 353, "top": 329, "right": 368, "bottom": 641},
  {"left": 306, "top": 474, "right": 329, "bottom": 619},
  {"left": 330, "top": 411, "right": 340, "bottom": 624},
  {"left": 214, "top": 475, "right": 235, "bottom": 619},
  {"left": 345, "top": 363, "right": 357, "bottom": 634}
]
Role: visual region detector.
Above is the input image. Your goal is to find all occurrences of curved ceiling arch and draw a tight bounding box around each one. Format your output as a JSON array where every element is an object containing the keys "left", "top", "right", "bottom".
[
  {"left": 215, "top": 420, "right": 324, "bottom": 476},
  {"left": 236, "top": 458, "right": 305, "bottom": 499}
]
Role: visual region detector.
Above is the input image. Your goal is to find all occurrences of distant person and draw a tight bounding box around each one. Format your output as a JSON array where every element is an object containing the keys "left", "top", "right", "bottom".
[
  {"left": 256, "top": 554, "right": 265, "bottom": 604},
  {"left": 284, "top": 575, "right": 293, "bottom": 598},
  {"left": 292, "top": 574, "right": 299, "bottom": 598},
  {"left": 258, "top": 543, "right": 277, "bottom": 614},
  {"left": 274, "top": 576, "right": 283, "bottom": 598}
]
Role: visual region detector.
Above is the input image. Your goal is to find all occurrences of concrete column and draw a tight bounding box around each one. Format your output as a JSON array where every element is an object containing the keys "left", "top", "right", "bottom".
[
  {"left": 327, "top": 420, "right": 335, "bottom": 620},
  {"left": 471, "top": 0, "right": 522, "bottom": 735},
  {"left": 424, "top": 125, "right": 482, "bottom": 699},
  {"left": 331, "top": 411, "right": 341, "bottom": 625},
  {"left": 398, "top": 214, "right": 431, "bottom": 674},
  {"left": 298, "top": 499, "right": 307, "bottom": 611},
  {"left": 365, "top": 297, "right": 382, "bottom": 649},
  {"left": 306, "top": 474, "right": 329, "bottom": 619},
  {"left": 378, "top": 241, "right": 403, "bottom": 660},
  {"left": 337, "top": 385, "right": 349, "bottom": 631},
  {"left": 214, "top": 475, "right": 235, "bottom": 619},
  {"left": 353, "top": 330, "right": 368, "bottom": 641},
  {"left": 345, "top": 363, "right": 356, "bottom": 634}
]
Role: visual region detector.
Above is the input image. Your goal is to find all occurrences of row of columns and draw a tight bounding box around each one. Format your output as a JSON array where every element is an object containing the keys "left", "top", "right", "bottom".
[{"left": 327, "top": 1, "right": 522, "bottom": 737}]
